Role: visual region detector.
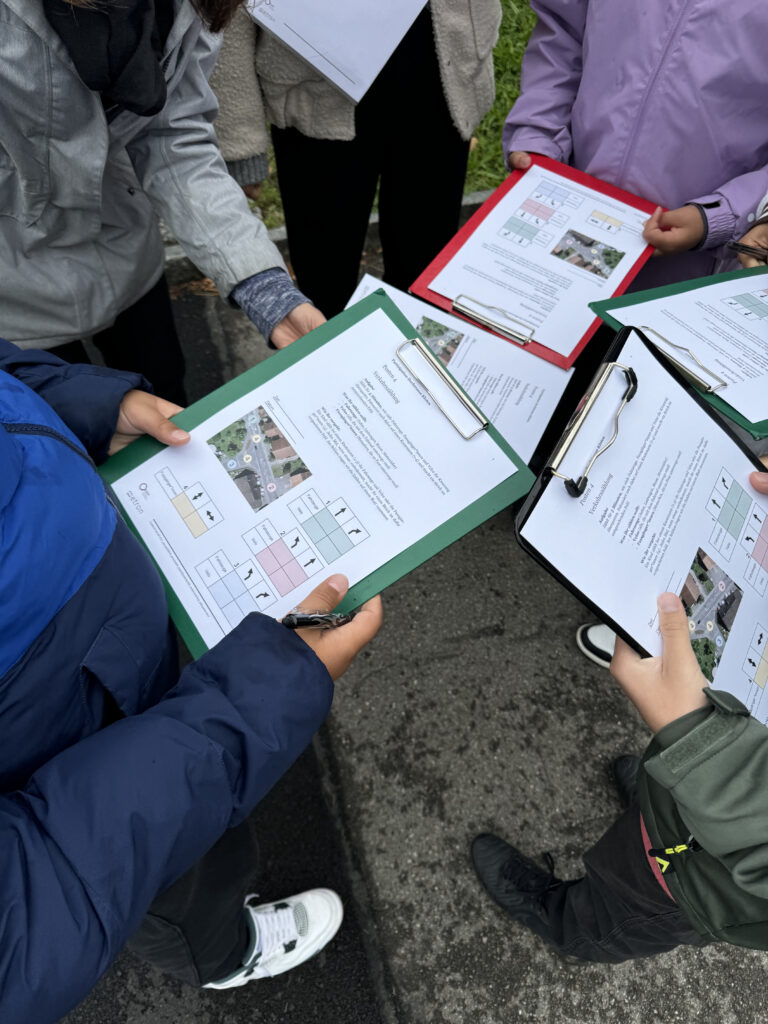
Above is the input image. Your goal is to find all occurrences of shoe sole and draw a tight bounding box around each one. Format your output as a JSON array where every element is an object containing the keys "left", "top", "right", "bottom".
[{"left": 575, "top": 626, "right": 612, "bottom": 669}]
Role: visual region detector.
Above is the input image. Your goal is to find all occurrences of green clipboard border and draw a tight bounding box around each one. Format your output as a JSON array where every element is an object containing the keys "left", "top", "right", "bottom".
[
  {"left": 101, "top": 290, "right": 533, "bottom": 658},
  {"left": 590, "top": 265, "right": 768, "bottom": 438}
]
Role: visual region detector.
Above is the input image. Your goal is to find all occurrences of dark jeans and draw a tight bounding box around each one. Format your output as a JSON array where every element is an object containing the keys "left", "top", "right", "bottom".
[
  {"left": 271, "top": 7, "right": 470, "bottom": 318},
  {"left": 536, "top": 804, "right": 705, "bottom": 963},
  {"left": 126, "top": 816, "right": 258, "bottom": 986},
  {"left": 55, "top": 275, "right": 187, "bottom": 405}
]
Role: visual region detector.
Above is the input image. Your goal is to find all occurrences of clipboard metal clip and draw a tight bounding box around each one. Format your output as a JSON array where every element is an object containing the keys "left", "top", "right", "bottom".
[
  {"left": 396, "top": 337, "right": 488, "bottom": 440},
  {"left": 452, "top": 293, "right": 535, "bottom": 346},
  {"left": 548, "top": 361, "right": 638, "bottom": 497},
  {"left": 639, "top": 325, "right": 727, "bottom": 394}
]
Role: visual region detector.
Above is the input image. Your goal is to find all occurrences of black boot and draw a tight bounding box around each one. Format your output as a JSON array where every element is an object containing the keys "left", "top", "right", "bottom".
[
  {"left": 471, "top": 834, "right": 562, "bottom": 936},
  {"left": 612, "top": 755, "right": 640, "bottom": 808}
]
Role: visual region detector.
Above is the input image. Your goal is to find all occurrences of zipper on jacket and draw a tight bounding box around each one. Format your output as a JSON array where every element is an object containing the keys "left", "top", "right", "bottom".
[{"left": 2, "top": 422, "right": 95, "bottom": 467}]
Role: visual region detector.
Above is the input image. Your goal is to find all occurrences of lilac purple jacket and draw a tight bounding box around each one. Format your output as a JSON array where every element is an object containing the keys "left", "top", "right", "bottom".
[{"left": 503, "top": 0, "right": 768, "bottom": 288}]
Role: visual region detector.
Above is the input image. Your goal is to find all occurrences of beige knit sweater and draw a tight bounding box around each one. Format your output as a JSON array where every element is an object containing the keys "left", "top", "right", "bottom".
[{"left": 210, "top": 1, "right": 502, "bottom": 181}]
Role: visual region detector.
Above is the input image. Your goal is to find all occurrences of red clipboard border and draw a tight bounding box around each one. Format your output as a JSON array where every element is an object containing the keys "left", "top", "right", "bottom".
[{"left": 410, "top": 154, "right": 659, "bottom": 370}]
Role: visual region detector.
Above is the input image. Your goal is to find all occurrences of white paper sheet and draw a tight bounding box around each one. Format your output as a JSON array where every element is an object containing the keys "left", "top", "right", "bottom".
[
  {"left": 110, "top": 308, "right": 514, "bottom": 648},
  {"left": 246, "top": 0, "right": 427, "bottom": 103},
  {"left": 603, "top": 271, "right": 768, "bottom": 423},
  {"left": 347, "top": 276, "right": 572, "bottom": 462},
  {"left": 520, "top": 330, "right": 768, "bottom": 722},
  {"left": 430, "top": 166, "right": 649, "bottom": 357}
]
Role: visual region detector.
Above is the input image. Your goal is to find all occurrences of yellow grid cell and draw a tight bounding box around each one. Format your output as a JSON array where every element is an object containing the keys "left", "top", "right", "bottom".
[
  {"left": 172, "top": 493, "right": 194, "bottom": 517},
  {"left": 184, "top": 512, "right": 207, "bottom": 538}
]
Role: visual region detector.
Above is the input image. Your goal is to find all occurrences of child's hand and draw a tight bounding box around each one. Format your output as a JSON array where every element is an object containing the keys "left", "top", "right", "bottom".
[
  {"left": 642, "top": 205, "right": 705, "bottom": 255},
  {"left": 508, "top": 151, "right": 532, "bottom": 171},
  {"left": 750, "top": 464, "right": 768, "bottom": 493},
  {"left": 288, "top": 574, "right": 383, "bottom": 681},
  {"left": 270, "top": 303, "right": 326, "bottom": 349},
  {"left": 735, "top": 221, "right": 768, "bottom": 267},
  {"left": 610, "top": 594, "right": 709, "bottom": 733},
  {"left": 109, "top": 390, "right": 189, "bottom": 455}
]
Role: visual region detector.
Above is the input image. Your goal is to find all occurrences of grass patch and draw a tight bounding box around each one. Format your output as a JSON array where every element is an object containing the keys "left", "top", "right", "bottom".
[{"left": 251, "top": 1, "right": 536, "bottom": 229}]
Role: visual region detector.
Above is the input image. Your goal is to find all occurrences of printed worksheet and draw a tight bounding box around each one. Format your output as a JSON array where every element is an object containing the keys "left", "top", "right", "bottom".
[
  {"left": 111, "top": 307, "right": 515, "bottom": 649},
  {"left": 600, "top": 271, "right": 768, "bottom": 423},
  {"left": 430, "top": 166, "right": 650, "bottom": 356},
  {"left": 347, "top": 276, "right": 572, "bottom": 463},
  {"left": 246, "top": 0, "right": 426, "bottom": 103},
  {"left": 520, "top": 331, "right": 768, "bottom": 723}
]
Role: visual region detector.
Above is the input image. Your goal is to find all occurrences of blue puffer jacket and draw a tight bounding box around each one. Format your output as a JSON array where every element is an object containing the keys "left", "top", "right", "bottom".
[{"left": 0, "top": 342, "right": 334, "bottom": 1024}]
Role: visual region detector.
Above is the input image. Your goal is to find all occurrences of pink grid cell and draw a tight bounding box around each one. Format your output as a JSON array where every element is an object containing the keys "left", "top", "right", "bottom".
[
  {"left": 754, "top": 538, "right": 768, "bottom": 566},
  {"left": 256, "top": 548, "right": 280, "bottom": 574},
  {"left": 270, "top": 539, "right": 292, "bottom": 566},
  {"left": 760, "top": 521, "right": 768, "bottom": 543},
  {"left": 521, "top": 198, "right": 540, "bottom": 215},
  {"left": 269, "top": 567, "right": 292, "bottom": 596},
  {"left": 285, "top": 560, "right": 308, "bottom": 587}
]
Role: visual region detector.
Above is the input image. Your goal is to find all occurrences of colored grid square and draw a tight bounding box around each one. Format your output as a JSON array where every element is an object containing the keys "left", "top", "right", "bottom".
[
  {"left": 316, "top": 536, "right": 340, "bottom": 563},
  {"left": 270, "top": 539, "right": 292, "bottom": 566},
  {"left": 172, "top": 493, "right": 194, "bottom": 517},
  {"left": 717, "top": 504, "right": 735, "bottom": 530},
  {"left": 208, "top": 579, "right": 233, "bottom": 608},
  {"left": 757, "top": 658, "right": 768, "bottom": 689},
  {"left": 754, "top": 538, "right": 768, "bottom": 565},
  {"left": 224, "top": 603, "right": 245, "bottom": 628},
  {"left": 184, "top": 512, "right": 207, "bottom": 538},
  {"left": 236, "top": 593, "right": 258, "bottom": 617},
  {"left": 285, "top": 561, "right": 308, "bottom": 587},
  {"left": 737, "top": 490, "right": 752, "bottom": 516},
  {"left": 760, "top": 522, "right": 768, "bottom": 543},
  {"left": 269, "top": 567, "right": 292, "bottom": 596},
  {"left": 256, "top": 548, "right": 280, "bottom": 574},
  {"left": 302, "top": 517, "right": 327, "bottom": 544},
  {"left": 223, "top": 572, "right": 247, "bottom": 600},
  {"left": 328, "top": 527, "right": 354, "bottom": 555},
  {"left": 314, "top": 508, "right": 338, "bottom": 534}
]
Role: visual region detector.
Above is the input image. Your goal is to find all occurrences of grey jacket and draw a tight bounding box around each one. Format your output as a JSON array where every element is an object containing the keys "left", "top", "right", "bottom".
[{"left": 0, "top": 0, "right": 285, "bottom": 349}]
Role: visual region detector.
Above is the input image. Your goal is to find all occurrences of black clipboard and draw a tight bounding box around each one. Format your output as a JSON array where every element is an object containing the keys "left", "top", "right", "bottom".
[{"left": 514, "top": 326, "right": 767, "bottom": 658}]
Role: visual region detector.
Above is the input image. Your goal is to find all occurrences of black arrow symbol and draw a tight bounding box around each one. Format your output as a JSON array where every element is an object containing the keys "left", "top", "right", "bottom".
[
  {"left": 334, "top": 507, "right": 346, "bottom": 517},
  {"left": 759, "top": 633, "right": 764, "bottom": 645},
  {"left": 749, "top": 658, "right": 757, "bottom": 668},
  {"left": 746, "top": 536, "right": 755, "bottom": 543},
  {"left": 754, "top": 514, "right": 763, "bottom": 523},
  {"left": 192, "top": 492, "right": 203, "bottom": 500},
  {"left": 712, "top": 499, "right": 721, "bottom": 508},
  {"left": 256, "top": 592, "right": 269, "bottom": 599},
  {"left": 349, "top": 528, "right": 362, "bottom": 535},
  {"left": 304, "top": 558, "right": 316, "bottom": 567},
  {"left": 206, "top": 511, "right": 214, "bottom": 521},
  {"left": 722, "top": 477, "right": 727, "bottom": 488},
  {"left": 243, "top": 568, "right": 254, "bottom": 581},
  {"left": 291, "top": 537, "right": 300, "bottom": 548}
]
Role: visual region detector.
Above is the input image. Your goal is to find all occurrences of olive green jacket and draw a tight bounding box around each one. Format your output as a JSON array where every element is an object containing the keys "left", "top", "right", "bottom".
[{"left": 639, "top": 689, "right": 768, "bottom": 948}]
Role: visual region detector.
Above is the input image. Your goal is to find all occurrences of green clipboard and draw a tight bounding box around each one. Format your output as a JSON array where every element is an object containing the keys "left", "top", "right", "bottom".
[
  {"left": 591, "top": 265, "right": 768, "bottom": 438},
  {"left": 100, "top": 290, "right": 534, "bottom": 658}
]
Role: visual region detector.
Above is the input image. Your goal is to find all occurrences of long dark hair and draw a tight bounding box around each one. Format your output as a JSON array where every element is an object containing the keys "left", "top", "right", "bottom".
[{"left": 63, "top": 0, "right": 243, "bottom": 33}]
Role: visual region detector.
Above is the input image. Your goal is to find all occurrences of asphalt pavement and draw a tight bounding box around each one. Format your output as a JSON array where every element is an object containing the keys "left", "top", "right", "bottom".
[{"left": 64, "top": 232, "right": 768, "bottom": 1024}]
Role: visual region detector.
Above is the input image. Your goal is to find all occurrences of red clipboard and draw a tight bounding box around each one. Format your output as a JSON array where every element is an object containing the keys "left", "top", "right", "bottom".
[{"left": 410, "top": 155, "right": 658, "bottom": 370}]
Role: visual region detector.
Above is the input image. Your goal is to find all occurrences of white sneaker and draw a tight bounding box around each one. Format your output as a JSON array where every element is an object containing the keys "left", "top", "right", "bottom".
[
  {"left": 575, "top": 623, "right": 616, "bottom": 668},
  {"left": 204, "top": 889, "right": 343, "bottom": 989}
]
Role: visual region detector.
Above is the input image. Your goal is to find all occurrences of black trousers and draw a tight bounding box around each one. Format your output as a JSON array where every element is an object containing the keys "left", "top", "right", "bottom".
[
  {"left": 55, "top": 275, "right": 187, "bottom": 406},
  {"left": 126, "top": 816, "right": 257, "bottom": 986},
  {"left": 535, "top": 804, "right": 705, "bottom": 963},
  {"left": 271, "top": 7, "right": 470, "bottom": 318}
]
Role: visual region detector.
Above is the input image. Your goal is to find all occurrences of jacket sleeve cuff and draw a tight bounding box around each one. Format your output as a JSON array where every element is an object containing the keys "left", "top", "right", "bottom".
[
  {"left": 231, "top": 268, "right": 312, "bottom": 344},
  {"left": 688, "top": 193, "right": 738, "bottom": 248},
  {"left": 226, "top": 153, "right": 270, "bottom": 187},
  {"left": 644, "top": 690, "right": 751, "bottom": 788},
  {"left": 502, "top": 131, "right": 569, "bottom": 169}
]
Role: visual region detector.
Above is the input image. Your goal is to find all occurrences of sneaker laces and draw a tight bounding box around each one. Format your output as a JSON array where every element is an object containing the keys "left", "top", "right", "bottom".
[
  {"left": 254, "top": 905, "right": 301, "bottom": 962},
  {"left": 502, "top": 850, "right": 559, "bottom": 897}
]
